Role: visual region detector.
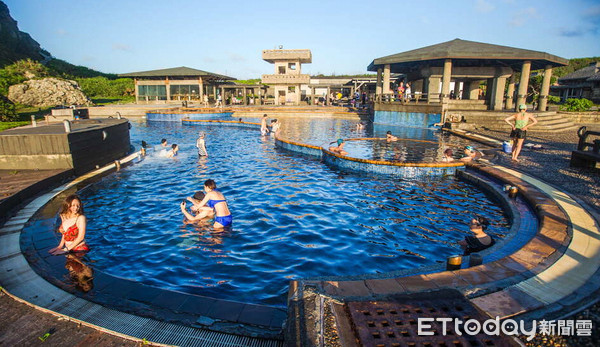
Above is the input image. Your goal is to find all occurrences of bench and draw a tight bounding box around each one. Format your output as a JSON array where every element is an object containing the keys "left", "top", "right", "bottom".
[{"left": 570, "top": 126, "right": 600, "bottom": 169}]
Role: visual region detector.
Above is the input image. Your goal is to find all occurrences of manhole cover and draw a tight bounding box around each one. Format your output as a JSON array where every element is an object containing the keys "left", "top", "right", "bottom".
[{"left": 345, "top": 289, "right": 518, "bottom": 347}]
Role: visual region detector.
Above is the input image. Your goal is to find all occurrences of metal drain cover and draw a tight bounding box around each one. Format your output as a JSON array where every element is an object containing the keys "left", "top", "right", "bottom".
[{"left": 345, "top": 289, "right": 518, "bottom": 347}]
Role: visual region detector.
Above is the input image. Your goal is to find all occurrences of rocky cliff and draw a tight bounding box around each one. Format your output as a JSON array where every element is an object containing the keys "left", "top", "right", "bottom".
[
  {"left": 8, "top": 78, "right": 91, "bottom": 107},
  {"left": 0, "top": 1, "right": 48, "bottom": 67}
]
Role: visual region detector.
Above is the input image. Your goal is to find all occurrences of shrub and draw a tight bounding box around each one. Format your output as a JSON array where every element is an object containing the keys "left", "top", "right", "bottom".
[
  {"left": 547, "top": 95, "right": 561, "bottom": 104},
  {"left": 75, "top": 77, "right": 134, "bottom": 98},
  {"left": 560, "top": 98, "right": 594, "bottom": 112},
  {"left": 0, "top": 95, "right": 17, "bottom": 121}
]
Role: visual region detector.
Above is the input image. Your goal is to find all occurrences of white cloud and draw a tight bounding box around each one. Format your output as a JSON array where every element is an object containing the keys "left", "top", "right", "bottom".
[{"left": 475, "top": 0, "right": 495, "bottom": 13}]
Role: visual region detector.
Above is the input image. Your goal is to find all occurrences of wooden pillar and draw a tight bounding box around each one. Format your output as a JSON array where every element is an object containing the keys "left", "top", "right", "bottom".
[
  {"left": 538, "top": 65, "right": 553, "bottom": 111},
  {"left": 516, "top": 61, "right": 531, "bottom": 109},
  {"left": 467, "top": 80, "right": 480, "bottom": 100},
  {"left": 441, "top": 59, "right": 452, "bottom": 101},
  {"left": 221, "top": 87, "right": 225, "bottom": 107},
  {"left": 134, "top": 78, "right": 139, "bottom": 104},
  {"left": 427, "top": 76, "right": 441, "bottom": 102},
  {"left": 311, "top": 86, "right": 315, "bottom": 105},
  {"left": 326, "top": 86, "right": 331, "bottom": 105},
  {"left": 376, "top": 68, "right": 382, "bottom": 101},
  {"left": 490, "top": 77, "right": 507, "bottom": 111},
  {"left": 199, "top": 78, "right": 204, "bottom": 104},
  {"left": 506, "top": 74, "right": 515, "bottom": 110},
  {"left": 243, "top": 87, "right": 247, "bottom": 106},
  {"left": 165, "top": 77, "right": 170, "bottom": 102},
  {"left": 258, "top": 87, "right": 262, "bottom": 105},
  {"left": 383, "top": 64, "right": 391, "bottom": 95}
]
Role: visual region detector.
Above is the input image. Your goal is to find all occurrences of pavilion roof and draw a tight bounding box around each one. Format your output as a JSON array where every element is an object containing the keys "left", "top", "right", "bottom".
[
  {"left": 119, "top": 66, "right": 235, "bottom": 80},
  {"left": 367, "top": 39, "right": 568, "bottom": 72},
  {"left": 558, "top": 62, "right": 600, "bottom": 82}
]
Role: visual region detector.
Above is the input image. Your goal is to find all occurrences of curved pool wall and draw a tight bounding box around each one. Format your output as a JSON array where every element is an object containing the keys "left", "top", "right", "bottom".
[
  {"left": 322, "top": 148, "right": 463, "bottom": 178},
  {"left": 274, "top": 134, "right": 465, "bottom": 177},
  {"left": 374, "top": 110, "right": 441, "bottom": 127},
  {"left": 179, "top": 119, "right": 465, "bottom": 177},
  {"left": 147, "top": 111, "right": 234, "bottom": 122}
]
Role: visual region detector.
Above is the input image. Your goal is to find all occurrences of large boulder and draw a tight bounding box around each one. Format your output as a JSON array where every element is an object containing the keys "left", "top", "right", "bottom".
[{"left": 8, "top": 77, "right": 91, "bottom": 107}]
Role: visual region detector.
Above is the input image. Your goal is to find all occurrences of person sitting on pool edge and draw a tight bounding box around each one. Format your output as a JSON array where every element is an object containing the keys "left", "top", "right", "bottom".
[
  {"left": 329, "top": 138, "right": 348, "bottom": 156},
  {"left": 181, "top": 179, "right": 232, "bottom": 229},
  {"left": 181, "top": 191, "right": 215, "bottom": 223},
  {"left": 459, "top": 216, "right": 495, "bottom": 255},
  {"left": 460, "top": 145, "right": 481, "bottom": 162}
]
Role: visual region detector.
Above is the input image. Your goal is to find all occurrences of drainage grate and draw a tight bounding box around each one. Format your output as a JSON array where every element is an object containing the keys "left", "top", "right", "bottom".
[{"left": 345, "top": 290, "right": 518, "bottom": 347}]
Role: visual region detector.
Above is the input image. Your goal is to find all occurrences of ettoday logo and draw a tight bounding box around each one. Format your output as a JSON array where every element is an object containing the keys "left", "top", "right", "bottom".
[{"left": 417, "top": 317, "right": 593, "bottom": 341}]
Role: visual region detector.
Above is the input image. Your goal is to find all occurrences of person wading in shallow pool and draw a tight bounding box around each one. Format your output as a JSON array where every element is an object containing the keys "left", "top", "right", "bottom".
[
  {"left": 49, "top": 195, "right": 89, "bottom": 255},
  {"left": 181, "top": 179, "right": 232, "bottom": 229}
]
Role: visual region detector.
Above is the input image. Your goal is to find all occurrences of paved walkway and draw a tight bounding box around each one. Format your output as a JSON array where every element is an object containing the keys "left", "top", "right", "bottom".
[{"left": 0, "top": 291, "right": 142, "bottom": 346}]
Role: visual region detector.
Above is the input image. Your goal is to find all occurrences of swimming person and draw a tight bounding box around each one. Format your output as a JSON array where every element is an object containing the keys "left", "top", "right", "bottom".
[
  {"left": 49, "top": 194, "right": 89, "bottom": 255},
  {"left": 504, "top": 104, "right": 538, "bottom": 162},
  {"left": 459, "top": 216, "right": 495, "bottom": 255},
  {"left": 386, "top": 131, "right": 398, "bottom": 142},
  {"left": 196, "top": 132, "right": 208, "bottom": 157},
  {"left": 442, "top": 148, "right": 454, "bottom": 162},
  {"left": 182, "top": 179, "right": 232, "bottom": 229},
  {"left": 460, "top": 146, "right": 481, "bottom": 162},
  {"left": 181, "top": 191, "right": 215, "bottom": 223},
  {"left": 260, "top": 114, "right": 270, "bottom": 136},
  {"left": 166, "top": 144, "right": 179, "bottom": 158},
  {"left": 329, "top": 138, "right": 348, "bottom": 156}
]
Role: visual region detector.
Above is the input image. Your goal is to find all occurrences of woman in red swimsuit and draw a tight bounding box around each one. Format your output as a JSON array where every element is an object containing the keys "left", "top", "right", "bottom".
[{"left": 49, "top": 194, "right": 90, "bottom": 255}]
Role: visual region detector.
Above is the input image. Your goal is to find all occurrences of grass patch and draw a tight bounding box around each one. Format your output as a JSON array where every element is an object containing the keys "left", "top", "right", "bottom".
[{"left": 0, "top": 121, "right": 29, "bottom": 131}]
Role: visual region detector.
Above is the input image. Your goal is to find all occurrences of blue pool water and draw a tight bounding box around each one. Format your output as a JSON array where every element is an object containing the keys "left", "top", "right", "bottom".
[{"left": 30, "top": 118, "right": 509, "bottom": 307}]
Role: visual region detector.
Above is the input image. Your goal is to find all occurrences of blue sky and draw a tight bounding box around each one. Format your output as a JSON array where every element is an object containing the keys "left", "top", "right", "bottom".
[{"left": 5, "top": 0, "right": 600, "bottom": 79}]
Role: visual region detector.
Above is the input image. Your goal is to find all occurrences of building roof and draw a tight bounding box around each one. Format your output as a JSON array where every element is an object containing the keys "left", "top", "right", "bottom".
[
  {"left": 368, "top": 39, "right": 568, "bottom": 72},
  {"left": 558, "top": 62, "right": 600, "bottom": 82},
  {"left": 119, "top": 66, "right": 235, "bottom": 80}
]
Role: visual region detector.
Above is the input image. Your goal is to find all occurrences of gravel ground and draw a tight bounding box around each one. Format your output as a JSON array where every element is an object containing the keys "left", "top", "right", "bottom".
[
  {"left": 471, "top": 127, "right": 600, "bottom": 346},
  {"left": 474, "top": 127, "right": 600, "bottom": 211}
]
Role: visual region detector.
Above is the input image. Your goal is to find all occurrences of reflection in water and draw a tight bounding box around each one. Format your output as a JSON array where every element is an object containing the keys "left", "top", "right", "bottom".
[{"left": 64, "top": 254, "right": 94, "bottom": 292}]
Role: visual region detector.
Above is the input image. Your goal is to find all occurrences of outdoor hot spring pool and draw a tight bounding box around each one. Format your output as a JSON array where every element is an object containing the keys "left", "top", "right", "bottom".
[{"left": 26, "top": 118, "right": 509, "bottom": 307}]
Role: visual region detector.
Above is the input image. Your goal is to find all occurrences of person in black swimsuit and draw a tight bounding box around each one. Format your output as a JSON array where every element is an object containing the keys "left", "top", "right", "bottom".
[{"left": 459, "top": 216, "right": 495, "bottom": 255}]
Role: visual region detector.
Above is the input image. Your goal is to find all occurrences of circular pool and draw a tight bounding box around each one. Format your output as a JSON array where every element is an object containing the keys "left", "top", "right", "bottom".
[{"left": 24, "top": 118, "right": 509, "bottom": 307}]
